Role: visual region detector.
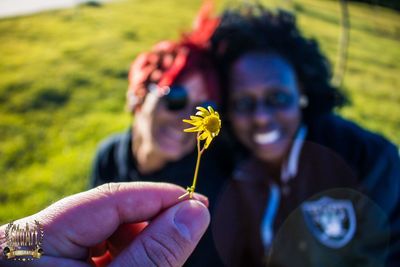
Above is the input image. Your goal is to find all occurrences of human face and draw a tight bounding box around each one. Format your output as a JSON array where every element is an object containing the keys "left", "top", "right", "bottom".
[
  {"left": 135, "top": 72, "right": 209, "bottom": 161},
  {"left": 228, "top": 53, "right": 302, "bottom": 165}
]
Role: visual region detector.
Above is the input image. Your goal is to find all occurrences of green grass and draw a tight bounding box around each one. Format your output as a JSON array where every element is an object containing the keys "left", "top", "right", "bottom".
[{"left": 0, "top": 0, "right": 399, "bottom": 223}]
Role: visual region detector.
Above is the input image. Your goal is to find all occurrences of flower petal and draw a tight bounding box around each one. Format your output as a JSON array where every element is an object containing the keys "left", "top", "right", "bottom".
[
  {"left": 199, "top": 131, "right": 208, "bottom": 140},
  {"left": 196, "top": 111, "right": 207, "bottom": 117},
  {"left": 183, "top": 119, "right": 202, "bottom": 126},
  {"left": 207, "top": 106, "right": 215, "bottom": 114},
  {"left": 184, "top": 126, "right": 201, "bottom": 133},
  {"left": 197, "top": 106, "right": 210, "bottom": 116},
  {"left": 204, "top": 135, "right": 213, "bottom": 149},
  {"left": 190, "top": 115, "right": 202, "bottom": 121}
]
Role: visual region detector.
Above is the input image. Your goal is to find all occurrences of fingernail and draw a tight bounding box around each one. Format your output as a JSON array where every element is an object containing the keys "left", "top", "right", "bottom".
[
  {"left": 193, "top": 193, "right": 209, "bottom": 207},
  {"left": 174, "top": 200, "right": 210, "bottom": 241}
]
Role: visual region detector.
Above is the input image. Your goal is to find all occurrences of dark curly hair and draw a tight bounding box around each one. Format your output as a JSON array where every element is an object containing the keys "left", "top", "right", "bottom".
[{"left": 211, "top": 5, "right": 347, "bottom": 121}]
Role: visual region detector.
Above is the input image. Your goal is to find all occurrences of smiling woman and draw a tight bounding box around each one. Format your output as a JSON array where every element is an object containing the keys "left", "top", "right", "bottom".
[
  {"left": 228, "top": 53, "right": 302, "bottom": 168},
  {"left": 210, "top": 4, "right": 400, "bottom": 267}
]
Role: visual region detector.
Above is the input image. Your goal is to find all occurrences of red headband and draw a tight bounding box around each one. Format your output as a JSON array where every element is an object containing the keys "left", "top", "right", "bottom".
[{"left": 126, "top": 1, "right": 220, "bottom": 112}]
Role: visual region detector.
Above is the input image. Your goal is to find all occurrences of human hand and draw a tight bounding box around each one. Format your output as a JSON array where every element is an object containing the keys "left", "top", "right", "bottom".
[{"left": 0, "top": 182, "right": 210, "bottom": 267}]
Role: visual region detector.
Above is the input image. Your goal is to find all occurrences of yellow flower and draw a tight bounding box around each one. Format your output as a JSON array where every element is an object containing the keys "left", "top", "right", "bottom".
[
  {"left": 179, "top": 105, "right": 222, "bottom": 199},
  {"left": 183, "top": 106, "right": 221, "bottom": 149}
]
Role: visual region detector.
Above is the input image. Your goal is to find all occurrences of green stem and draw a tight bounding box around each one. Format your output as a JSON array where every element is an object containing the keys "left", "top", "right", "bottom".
[
  {"left": 178, "top": 132, "right": 205, "bottom": 199},
  {"left": 190, "top": 134, "right": 203, "bottom": 195}
]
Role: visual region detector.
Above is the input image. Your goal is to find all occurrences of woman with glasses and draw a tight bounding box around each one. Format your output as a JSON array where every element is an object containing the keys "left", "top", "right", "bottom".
[
  {"left": 89, "top": 9, "right": 230, "bottom": 266},
  {"left": 210, "top": 5, "right": 400, "bottom": 267}
]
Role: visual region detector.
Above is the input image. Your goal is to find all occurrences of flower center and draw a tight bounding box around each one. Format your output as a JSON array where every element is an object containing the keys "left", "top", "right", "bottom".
[{"left": 204, "top": 115, "right": 220, "bottom": 133}]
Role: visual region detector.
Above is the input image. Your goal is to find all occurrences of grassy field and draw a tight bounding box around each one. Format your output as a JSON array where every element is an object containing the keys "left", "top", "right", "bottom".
[{"left": 0, "top": 0, "right": 399, "bottom": 223}]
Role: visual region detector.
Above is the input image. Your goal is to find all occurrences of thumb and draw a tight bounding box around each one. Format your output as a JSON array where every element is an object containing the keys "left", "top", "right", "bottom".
[{"left": 110, "top": 200, "right": 210, "bottom": 267}]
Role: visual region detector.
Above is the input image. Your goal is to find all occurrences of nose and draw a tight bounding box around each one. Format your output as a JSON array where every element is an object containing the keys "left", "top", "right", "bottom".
[{"left": 253, "top": 102, "right": 274, "bottom": 127}]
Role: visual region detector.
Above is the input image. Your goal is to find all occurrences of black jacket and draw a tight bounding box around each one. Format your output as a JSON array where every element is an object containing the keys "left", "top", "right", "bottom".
[{"left": 212, "top": 114, "right": 400, "bottom": 267}]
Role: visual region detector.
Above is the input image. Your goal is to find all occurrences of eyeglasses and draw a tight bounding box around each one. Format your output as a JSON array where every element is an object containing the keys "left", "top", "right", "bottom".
[
  {"left": 150, "top": 84, "right": 217, "bottom": 111},
  {"left": 162, "top": 85, "right": 188, "bottom": 111},
  {"left": 231, "top": 92, "right": 296, "bottom": 115}
]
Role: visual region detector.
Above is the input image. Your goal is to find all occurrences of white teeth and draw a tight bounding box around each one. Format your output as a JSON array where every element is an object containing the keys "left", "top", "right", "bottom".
[{"left": 254, "top": 130, "right": 280, "bottom": 145}]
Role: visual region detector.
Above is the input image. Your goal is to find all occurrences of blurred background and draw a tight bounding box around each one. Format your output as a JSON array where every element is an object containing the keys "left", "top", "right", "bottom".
[{"left": 0, "top": 0, "right": 399, "bottom": 223}]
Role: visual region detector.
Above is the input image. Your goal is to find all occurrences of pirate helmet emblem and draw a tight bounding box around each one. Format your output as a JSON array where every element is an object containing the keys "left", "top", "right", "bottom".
[{"left": 301, "top": 197, "right": 356, "bottom": 249}]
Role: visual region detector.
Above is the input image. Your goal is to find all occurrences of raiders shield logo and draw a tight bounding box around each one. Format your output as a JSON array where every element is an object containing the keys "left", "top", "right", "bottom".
[{"left": 301, "top": 197, "right": 356, "bottom": 249}]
